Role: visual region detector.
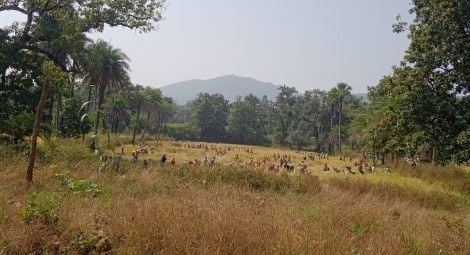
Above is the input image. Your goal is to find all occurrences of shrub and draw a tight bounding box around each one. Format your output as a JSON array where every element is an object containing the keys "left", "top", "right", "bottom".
[
  {"left": 68, "top": 231, "right": 98, "bottom": 255},
  {"left": 22, "top": 192, "right": 60, "bottom": 225},
  {"left": 59, "top": 98, "right": 92, "bottom": 137},
  {"left": 55, "top": 173, "right": 102, "bottom": 197},
  {"left": 36, "top": 139, "right": 61, "bottom": 163}
]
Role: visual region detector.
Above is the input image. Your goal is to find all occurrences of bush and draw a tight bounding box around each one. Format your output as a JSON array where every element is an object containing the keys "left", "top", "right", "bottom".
[
  {"left": 55, "top": 172, "right": 102, "bottom": 197},
  {"left": 23, "top": 192, "right": 60, "bottom": 225},
  {"left": 60, "top": 98, "right": 92, "bottom": 137},
  {"left": 36, "top": 139, "right": 61, "bottom": 163},
  {"left": 3, "top": 111, "right": 34, "bottom": 142}
]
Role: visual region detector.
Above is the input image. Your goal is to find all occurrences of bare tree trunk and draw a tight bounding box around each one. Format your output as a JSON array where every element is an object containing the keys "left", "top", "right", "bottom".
[
  {"left": 330, "top": 106, "right": 334, "bottom": 153},
  {"left": 94, "top": 86, "right": 105, "bottom": 135},
  {"left": 140, "top": 113, "right": 150, "bottom": 142},
  {"left": 132, "top": 106, "right": 141, "bottom": 145},
  {"left": 55, "top": 94, "right": 62, "bottom": 130},
  {"left": 155, "top": 112, "right": 162, "bottom": 142},
  {"left": 48, "top": 95, "right": 54, "bottom": 130},
  {"left": 26, "top": 80, "right": 50, "bottom": 183},
  {"left": 92, "top": 85, "right": 105, "bottom": 151},
  {"left": 111, "top": 110, "right": 116, "bottom": 133},
  {"left": 338, "top": 99, "right": 342, "bottom": 153},
  {"left": 69, "top": 73, "right": 76, "bottom": 98}
]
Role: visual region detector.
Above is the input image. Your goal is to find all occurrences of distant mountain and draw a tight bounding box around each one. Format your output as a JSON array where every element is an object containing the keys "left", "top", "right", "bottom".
[{"left": 160, "top": 75, "right": 279, "bottom": 105}]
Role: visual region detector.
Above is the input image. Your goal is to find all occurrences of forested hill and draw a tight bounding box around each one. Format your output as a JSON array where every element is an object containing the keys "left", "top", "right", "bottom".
[{"left": 160, "top": 75, "right": 278, "bottom": 104}]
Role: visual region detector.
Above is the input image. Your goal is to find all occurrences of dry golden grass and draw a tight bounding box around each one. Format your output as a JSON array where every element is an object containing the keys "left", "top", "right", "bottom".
[{"left": 0, "top": 137, "right": 469, "bottom": 254}]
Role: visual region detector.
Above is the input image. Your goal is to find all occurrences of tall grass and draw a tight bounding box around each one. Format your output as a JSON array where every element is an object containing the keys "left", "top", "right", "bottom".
[{"left": 0, "top": 138, "right": 468, "bottom": 254}]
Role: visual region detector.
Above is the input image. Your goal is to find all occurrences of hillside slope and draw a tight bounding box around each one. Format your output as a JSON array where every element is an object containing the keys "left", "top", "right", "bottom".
[{"left": 160, "top": 75, "right": 278, "bottom": 104}]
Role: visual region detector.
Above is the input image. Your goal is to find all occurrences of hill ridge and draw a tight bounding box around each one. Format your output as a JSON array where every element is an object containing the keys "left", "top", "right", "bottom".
[{"left": 160, "top": 75, "right": 279, "bottom": 104}]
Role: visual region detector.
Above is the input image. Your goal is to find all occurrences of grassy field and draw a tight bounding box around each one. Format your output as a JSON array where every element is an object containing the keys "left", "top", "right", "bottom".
[{"left": 0, "top": 137, "right": 469, "bottom": 254}]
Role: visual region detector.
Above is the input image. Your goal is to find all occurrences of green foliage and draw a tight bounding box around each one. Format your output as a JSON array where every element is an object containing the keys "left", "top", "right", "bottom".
[
  {"left": 84, "top": 40, "right": 131, "bottom": 140},
  {"left": 349, "top": 0, "right": 470, "bottom": 164},
  {"left": 455, "top": 128, "right": 470, "bottom": 164},
  {"left": 270, "top": 86, "right": 298, "bottom": 146},
  {"left": 105, "top": 93, "right": 130, "bottom": 133},
  {"left": 22, "top": 191, "right": 61, "bottom": 225},
  {"left": 287, "top": 121, "right": 310, "bottom": 151},
  {"left": 3, "top": 111, "right": 34, "bottom": 141},
  {"left": 166, "top": 122, "right": 198, "bottom": 141},
  {"left": 55, "top": 172, "right": 102, "bottom": 197},
  {"left": 60, "top": 98, "right": 92, "bottom": 137},
  {"left": 69, "top": 231, "right": 98, "bottom": 255},
  {"left": 191, "top": 93, "right": 229, "bottom": 142},
  {"left": 227, "top": 94, "right": 269, "bottom": 145},
  {"left": 0, "top": 0, "right": 166, "bottom": 155}
]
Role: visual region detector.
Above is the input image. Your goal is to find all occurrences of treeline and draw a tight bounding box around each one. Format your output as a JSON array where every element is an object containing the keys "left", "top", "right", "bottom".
[
  {"left": 167, "top": 84, "right": 364, "bottom": 154},
  {"left": 0, "top": 40, "right": 175, "bottom": 147}
]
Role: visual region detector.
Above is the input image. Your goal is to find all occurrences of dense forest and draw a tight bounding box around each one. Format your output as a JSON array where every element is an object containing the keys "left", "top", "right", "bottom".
[{"left": 0, "top": 0, "right": 468, "bottom": 184}]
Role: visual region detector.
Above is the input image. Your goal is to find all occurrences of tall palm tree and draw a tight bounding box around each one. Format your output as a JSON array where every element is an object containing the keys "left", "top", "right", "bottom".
[
  {"left": 83, "top": 40, "right": 130, "bottom": 148},
  {"left": 335, "top": 82, "right": 352, "bottom": 153},
  {"left": 130, "top": 85, "right": 146, "bottom": 145},
  {"left": 154, "top": 96, "right": 175, "bottom": 142},
  {"left": 105, "top": 94, "right": 128, "bottom": 133},
  {"left": 326, "top": 88, "right": 339, "bottom": 152},
  {"left": 140, "top": 87, "right": 162, "bottom": 142}
]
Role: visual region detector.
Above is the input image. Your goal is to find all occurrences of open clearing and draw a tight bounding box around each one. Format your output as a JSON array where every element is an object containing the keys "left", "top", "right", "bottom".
[{"left": 0, "top": 138, "right": 469, "bottom": 254}]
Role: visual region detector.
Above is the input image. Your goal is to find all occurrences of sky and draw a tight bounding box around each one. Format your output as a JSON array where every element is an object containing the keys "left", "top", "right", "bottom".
[{"left": 0, "top": 0, "right": 412, "bottom": 93}]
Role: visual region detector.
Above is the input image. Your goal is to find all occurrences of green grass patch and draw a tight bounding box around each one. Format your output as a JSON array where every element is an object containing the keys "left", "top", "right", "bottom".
[
  {"left": 22, "top": 191, "right": 61, "bottom": 225},
  {"left": 55, "top": 172, "right": 102, "bottom": 197}
]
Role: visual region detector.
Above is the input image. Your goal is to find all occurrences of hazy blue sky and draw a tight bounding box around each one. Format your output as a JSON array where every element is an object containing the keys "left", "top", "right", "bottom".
[{"left": 0, "top": 0, "right": 412, "bottom": 93}]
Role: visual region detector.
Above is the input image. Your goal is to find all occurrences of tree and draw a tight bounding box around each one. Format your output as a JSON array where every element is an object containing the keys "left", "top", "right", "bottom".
[
  {"left": 191, "top": 93, "right": 229, "bottom": 142},
  {"left": 140, "top": 87, "right": 162, "bottom": 142},
  {"left": 325, "top": 88, "right": 338, "bottom": 152},
  {"left": 287, "top": 120, "right": 310, "bottom": 151},
  {"left": 0, "top": 0, "right": 165, "bottom": 182},
  {"left": 130, "top": 85, "right": 146, "bottom": 145},
  {"left": 227, "top": 94, "right": 268, "bottom": 145},
  {"left": 335, "top": 82, "right": 352, "bottom": 153},
  {"left": 83, "top": 40, "right": 130, "bottom": 144},
  {"left": 27, "top": 62, "right": 67, "bottom": 182},
  {"left": 271, "top": 86, "right": 298, "bottom": 146},
  {"left": 155, "top": 96, "right": 176, "bottom": 141},
  {"left": 105, "top": 94, "right": 129, "bottom": 133},
  {"left": 298, "top": 89, "right": 328, "bottom": 151},
  {"left": 362, "top": 0, "right": 470, "bottom": 164}
]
